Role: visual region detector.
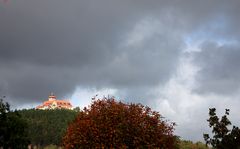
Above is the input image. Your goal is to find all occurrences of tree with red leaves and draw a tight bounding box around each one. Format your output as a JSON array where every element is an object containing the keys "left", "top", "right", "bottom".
[{"left": 63, "top": 97, "right": 178, "bottom": 148}]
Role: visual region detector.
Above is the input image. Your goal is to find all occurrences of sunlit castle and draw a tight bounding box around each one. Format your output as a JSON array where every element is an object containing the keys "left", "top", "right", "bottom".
[{"left": 36, "top": 93, "right": 73, "bottom": 110}]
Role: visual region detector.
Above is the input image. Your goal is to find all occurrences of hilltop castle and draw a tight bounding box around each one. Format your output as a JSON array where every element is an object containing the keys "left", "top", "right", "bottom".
[{"left": 36, "top": 93, "right": 73, "bottom": 110}]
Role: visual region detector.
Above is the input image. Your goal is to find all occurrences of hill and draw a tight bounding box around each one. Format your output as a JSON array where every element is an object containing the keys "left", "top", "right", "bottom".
[{"left": 18, "top": 109, "right": 78, "bottom": 147}]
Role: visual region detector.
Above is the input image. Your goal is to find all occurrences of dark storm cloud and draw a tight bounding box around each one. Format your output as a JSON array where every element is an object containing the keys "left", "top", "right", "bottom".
[
  {"left": 0, "top": 0, "right": 185, "bottom": 104},
  {"left": 1, "top": 0, "right": 240, "bottom": 106},
  {"left": 192, "top": 42, "right": 240, "bottom": 95}
]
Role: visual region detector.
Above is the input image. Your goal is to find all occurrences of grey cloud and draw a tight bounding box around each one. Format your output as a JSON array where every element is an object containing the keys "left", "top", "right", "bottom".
[
  {"left": 192, "top": 42, "right": 240, "bottom": 95},
  {"left": 1, "top": 0, "right": 240, "bottom": 108},
  {"left": 0, "top": 64, "right": 78, "bottom": 104},
  {"left": 0, "top": 0, "right": 185, "bottom": 104}
]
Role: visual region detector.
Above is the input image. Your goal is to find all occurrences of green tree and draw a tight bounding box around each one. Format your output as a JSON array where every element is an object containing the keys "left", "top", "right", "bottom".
[
  {"left": 18, "top": 108, "right": 78, "bottom": 147},
  {"left": 0, "top": 97, "right": 29, "bottom": 149},
  {"left": 73, "top": 106, "right": 80, "bottom": 112},
  {"left": 204, "top": 108, "right": 240, "bottom": 149},
  {"left": 179, "top": 140, "right": 209, "bottom": 149}
]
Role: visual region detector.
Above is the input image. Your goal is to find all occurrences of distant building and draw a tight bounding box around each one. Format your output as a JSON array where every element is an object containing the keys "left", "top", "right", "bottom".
[{"left": 36, "top": 93, "right": 73, "bottom": 110}]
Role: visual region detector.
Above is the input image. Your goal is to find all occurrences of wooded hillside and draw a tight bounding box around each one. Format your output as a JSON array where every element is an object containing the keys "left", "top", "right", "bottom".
[{"left": 18, "top": 109, "right": 78, "bottom": 146}]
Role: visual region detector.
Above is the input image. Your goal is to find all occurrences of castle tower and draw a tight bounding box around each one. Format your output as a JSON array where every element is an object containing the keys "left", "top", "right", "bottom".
[{"left": 48, "top": 92, "right": 56, "bottom": 101}]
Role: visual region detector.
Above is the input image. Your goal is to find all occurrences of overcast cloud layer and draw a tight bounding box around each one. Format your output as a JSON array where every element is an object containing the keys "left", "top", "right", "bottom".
[{"left": 1, "top": 0, "right": 240, "bottom": 141}]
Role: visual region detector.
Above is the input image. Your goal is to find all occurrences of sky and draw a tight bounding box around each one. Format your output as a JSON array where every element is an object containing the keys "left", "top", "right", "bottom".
[{"left": 1, "top": 0, "right": 240, "bottom": 141}]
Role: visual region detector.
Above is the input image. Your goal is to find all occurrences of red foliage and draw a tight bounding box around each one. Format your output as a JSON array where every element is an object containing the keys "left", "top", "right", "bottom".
[{"left": 63, "top": 98, "right": 177, "bottom": 148}]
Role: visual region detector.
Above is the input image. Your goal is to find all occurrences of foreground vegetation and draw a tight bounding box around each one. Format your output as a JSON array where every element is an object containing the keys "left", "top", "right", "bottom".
[
  {"left": 204, "top": 108, "right": 240, "bottom": 149},
  {"left": 63, "top": 98, "right": 178, "bottom": 148},
  {"left": 39, "top": 140, "right": 210, "bottom": 149},
  {"left": 0, "top": 98, "right": 29, "bottom": 149},
  {"left": 178, "top": 140, "right": 209, "bottom": 149},
  {"left": 1, "top": 96, "right": 240, "bottom": 148}
]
